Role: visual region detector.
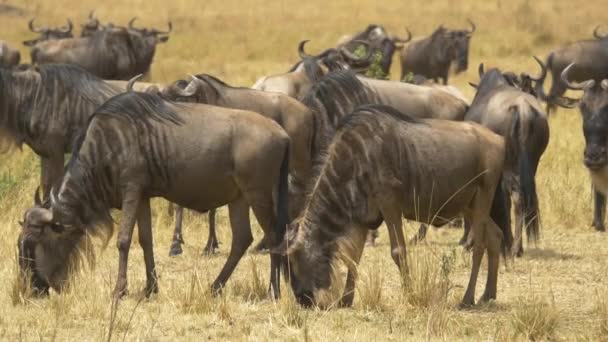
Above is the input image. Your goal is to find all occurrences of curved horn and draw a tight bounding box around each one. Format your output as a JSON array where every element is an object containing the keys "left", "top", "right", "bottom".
[
  {"left": 468, "top": 82, "right": 478, "bottom": 89},
  {"left": 393, "top": 28, "right": 412, "bottom": 43},
  {"left": 49, "top": 188, "right": 58, "bottom": 207},
  {"left": 298, "top": 40, "right": 313, "bottom": 59},
  {"left": 340, "top": 40, "right": 372, "bottom": 62},
  {"left": 128, "top": 17, "right": 138, "bottom": 30},
  {"left": 89, "top": 10, "right": 96, "bottom": 19},
  {"left": 561, "top": 63, "right": 595, "bottom": 90},
  {"left": 602, "top": 79, "right": 608, "bottom": 91},
  {"left": 466, "top": 18, "right": 476, "bottom": 34},
  {"left": 530, "top": 56, "right": 547, "bottom": 82},
  {"left": 126, "top": 74, "right": 144, "bottom": 92},
  {"left": 152, "top": 21, "right": 173, "bottom": 35},
  {"left": 60, "top": 19, "right": 73, "bottom": 34},
  {"left": 594, "top": 26, "right": 606, "bottom": 39},
  {"left": 34, "top": 187, "right": 42, "bottom": 206},
  {"left": 478, "top": 63, "right": 485, "bottom": 78},
  {"left": 28, "top": 18, "right": 44, "bottom": 33},
  {"left": 170, "top": 78, "right": 199, "bottom": 97}
]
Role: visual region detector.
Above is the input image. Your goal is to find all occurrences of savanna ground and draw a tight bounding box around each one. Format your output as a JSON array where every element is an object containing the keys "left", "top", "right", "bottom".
[{"left": 0, "top": 0, "right": 607, "bottom": 340}]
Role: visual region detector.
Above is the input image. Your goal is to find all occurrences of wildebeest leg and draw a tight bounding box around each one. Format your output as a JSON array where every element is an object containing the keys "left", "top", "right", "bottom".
[
  {"left": 442, "top": 76, "right": 448, "bottom": 85},
  {"left": 211, "top": 198, "right": 252, "bottom": 294},
  {"left": 592, "top": 188, "right": 606, "bottom": 232},
  {"left": 460, "top": 220, "right": 472, "bottom": 249},
  {"left": 113, "top": 188, "right": 142, "bottom": 299},
  {"left": 479, "top": 219, "right": 502, "bottom": 303},
  {"left": 202, "top": 208, "right": 219, "bottom": 255},
  {"left": 40, "top": 154, "right": 64, "bottom": 198},
  {"left": 339, "top": 228, "right": 368, "bottom": 307},
  {"left": 511, "top": 189, "right": 524, "bottom": 257},
  {"left": 410, "top": 224, "right": 428, "bottom": 244},
  {"left": 168, "top": 206, "right": 185, "bottom": 256},
  {"left": 137, "top": 198, "right": 158, "bottom": 297},
  {"left": 249, "top": 197, "right": 281, "bottom": 299},
  {"left": 377, "top": 193, "right": 407, "bottom": 273}
]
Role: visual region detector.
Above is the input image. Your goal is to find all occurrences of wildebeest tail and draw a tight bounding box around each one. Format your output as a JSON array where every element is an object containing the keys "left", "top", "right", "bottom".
[
  {"left": 490, "top": 176, "right": 512, "bottom": 257},
  {"left": 506, "top": 106, "right": 540, "bottom": 243}
]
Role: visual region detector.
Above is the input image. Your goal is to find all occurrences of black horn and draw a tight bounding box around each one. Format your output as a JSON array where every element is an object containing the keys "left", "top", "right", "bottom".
[
  {"left": 478, "top": 63, "right": 485, "bottom": 78},
  {"left": 126, "top": 74, "right": 144, "bottom": 92},
  {"left": 340, "top": 40, "right": 372, "bottom": 62},
  {"left": 466, "top": 19, "right": 476, "bottom": 34},
  {"left": 34, "top": 187, "right": 42, "bottom": 206},
  {"left": 393, "top": 28, "right": 412, "bottom": 43},
  {"left": 28, "top": 18, "right": 44, "bottom": 33},
  {"left": 298, "top": 40, "right": 313, "bottom": 59},
  {"left": 152, "top": 21, "right": 172, "bottom": 35},
  {"left": 530, "top": 56, "right": 546, "bottom": 82},
  {"left": 561, "top": 63, "right": 595, "bottom": 90},
  {"left": 128, "top": 17, "right": 138, "bottom": 30},
  {"left": 60, "top": 19, "right": 73, "bottom": 34}
]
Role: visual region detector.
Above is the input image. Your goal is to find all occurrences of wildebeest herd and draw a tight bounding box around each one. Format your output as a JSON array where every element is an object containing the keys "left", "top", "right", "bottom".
[{"left": 5, "top": 13, "right": 608, "bottom": 309}]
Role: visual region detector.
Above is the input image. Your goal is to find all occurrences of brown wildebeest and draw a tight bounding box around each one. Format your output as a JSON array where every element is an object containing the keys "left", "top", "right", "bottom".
[
  {"left": 22, "top": 18, "right": 74, "bottom": 47},
  {"left": 298, "top": 71, "right": 469, "bottom": 245},
  {"left": 0, "top": 41, "right": 21, "bottom": 67},
  {"left": 157, "top": 74, "right": 315, "bottom": 256},
  {"left": 0, "top": 64, "right": 122, "bottom": 198},
  {"left": 400, "top": 20, "right": 476, "bottom": 84},
  {"left": 273, "top": 104, "right": 512, "bottom": 308},
  {"left": 18, "top": 79, "right": 291, "bottom": 299},
  {"left": 29, "top": 18, "right": 170, "bottom": 80},
  {"left": 463, "top": 63, "right": 549, "bottom": 257},
  {"left": 555, "top": 63, "right": 608, "bottom": 231},
  {"left": 251, "top": 40, "right": 371, "bottom": 99},
  {"left": 534, "top": 27, "right": 608, "bottom": 114}
]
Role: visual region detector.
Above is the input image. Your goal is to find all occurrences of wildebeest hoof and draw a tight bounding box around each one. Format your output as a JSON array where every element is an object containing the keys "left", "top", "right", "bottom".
[
  {"left": 144, "top": 283, "right": 159, "bottom": 298},
  {"left": 338, "top": 295, "right": 355, "bottom": 308},
  {"left": 168, "top": 243, "right": 183, "bottom": 257},
  {"left": 511, "top": 247, "right": 523, "bottom": 258},
  {"left": 202, "top": 241, "right": 220, "bottom": 256},
  {"left": 112, "top": 285, "right": 128, "bottom": 300},
  {"left": 458, "top": 236, "right": 467, "bottom": 246},
  {"left": 457, "top": 299, "right": 475, "bottom": 310},
  {"left": 592, "top": 222, "right": 606, "bottom": 232}
]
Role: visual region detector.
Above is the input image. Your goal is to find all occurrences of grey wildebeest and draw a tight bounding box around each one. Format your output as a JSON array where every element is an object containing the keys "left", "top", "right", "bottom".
[
  {"left": 157, "top": 74, "right": 315, "bottom": 256},
  {"left": 18, "top": 82, "right": 291, "bottom": 299},
  {"left": 251, "top": 40, "right": 371, "bottom": 99},
  {"left": 400, "top": 20, "right": 476, "bottom": 84},
  {"left": 558, "top": 63, "right": 608, "bottom": 231},
  {"left": 463, "top": 64, "right": 549, "bottom": 257},
  {"left": 80, "top": 10, "right": 115, "bottom": 37},
  {"left": 534, "top": 27, "right": 608, "bottom": 114},
  {"left": 0, "top": 41, "right": 20, "bottom": 67},
  {"left": 29, "top": 18, "right": 171, "bottom": 80},
  {"left": 0, "top": 64, "right": 122, "bottom": 198},
  {"left": 22, "top": 18, "right": 74, "bottom": 47},
  {"left": 273, "top": 104, "right": 512, "bottom": 308}
]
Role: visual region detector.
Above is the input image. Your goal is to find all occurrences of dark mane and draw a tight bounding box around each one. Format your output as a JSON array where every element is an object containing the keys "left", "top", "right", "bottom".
[
  {"left": 94, "top": 90, "right": 184, "bottom": 126},
  {"left": 288, "top": 58, "right": 325, "bottom": 83},
  {"left": 473, "top": 68, "right": 510, "bottom": 101},
  {"left": 0, "top": 63, "right": 121, "bottom": 149},
  {"left": 337, "top": 104, "right": 421, "bottom": 131}
]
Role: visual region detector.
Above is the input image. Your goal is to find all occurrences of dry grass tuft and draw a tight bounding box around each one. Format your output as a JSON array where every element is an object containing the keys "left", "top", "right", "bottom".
[
  {"left": 400, "top": 247, "right": 454, "bottom": 310},
  {"left": 594, "top": 288, "right": 608, "bottom": 338},
  {"left": 509, "top": 292, "right": 561, "bottom": 341},
  {"left": 356, "top": 266, "right": 385, "bottom": 312},
  {"left": 230, "top": 256, "right": 267, "bottom": 302},
  {"left": 276, "top": 289, "right": 306, "bottom": 329},
  {"left": 180, "top": 269, "right": 213, "bottom": 315},
  {"left": 10, "top": 252, "right": 34, "bottom": 306}
]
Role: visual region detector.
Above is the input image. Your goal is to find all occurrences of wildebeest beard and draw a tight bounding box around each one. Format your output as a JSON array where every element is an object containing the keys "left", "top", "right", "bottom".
[{"left": 0, "top": 64, "right": 121, "bottom": 152}]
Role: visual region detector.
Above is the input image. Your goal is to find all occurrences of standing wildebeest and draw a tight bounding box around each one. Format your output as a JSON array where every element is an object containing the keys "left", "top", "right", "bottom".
[
  {"left": 0, "top": 64, "right": 121, "bottom": 198},
  {"left": 273, "top": 104, "right": 512, "bottom": 308},
  {"left": 80, "top": 10, "right": 115, "bottom": 37},
  {"left": 22, "top": 18, "right": 74, "bottom": 47},
  {"left": 463, "top": 64, "right": 549, "bottom": 256},
  {"left": 252, "top": 40, "right": 370, "bottom": 99},
  {"left": 400, "top": 20, "right": 476, "bottom": 84},
  {"left": 534, "top": 27, "right": 608, "bottom": 114},
  {"left": 558, "top": 63, "right": 608, "bottom": 231},
  {"left": 29, "top": 18, "right": 171, "bottom": 80},
  {"left": 0, "top": 41, "right": 21, "bottom": 67},
  {"left": 18, "top": 84, "right": 291, "bottom": 299},
  {"left": 158, "top": 74, "right": 315, "bottom": 256}
]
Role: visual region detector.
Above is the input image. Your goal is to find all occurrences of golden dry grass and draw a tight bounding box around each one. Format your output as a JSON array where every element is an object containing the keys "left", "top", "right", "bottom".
[{"left": 0, "top": 0, "right": 607, "bottom": 340}]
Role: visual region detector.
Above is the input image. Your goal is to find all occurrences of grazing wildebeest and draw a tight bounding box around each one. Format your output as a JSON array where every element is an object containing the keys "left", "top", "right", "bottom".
[
  {"left": 558, "top": 63, "right": 608, "bottom": 231},
  {"left": 18, "top": 81, "right": 291, "bottom": 299},
  {"left": 29, "top": 18, "right": 171, "bottom": 80},
  {"left": 463, "top": 64, "right": 549, "bottom": 257},
  {"left": 158, "top": 74, "right": 315, "bottom": 256},
  {"left": 534, "top": 27, "right": 608, "bottom": 114},
  {"left": 0, "top": 41, "right": 21, "bottom": 67},
  {"left": 0, "top": 64, "right": 122, "bottom": 198},
  {"left": 337, "top": 25, "right": 412, "bottom": 76},
  {"left": 273, "top": 104, "right": 512, "bottom": 308},
  {"left": 22, "top": 18, "right": 74, "bottom": 47},
  {"left": 400, "top": 20, "right": 476, "bottom": 84},
  {"left": 251, "top": 40, "right": 370, "bottom": 99}
]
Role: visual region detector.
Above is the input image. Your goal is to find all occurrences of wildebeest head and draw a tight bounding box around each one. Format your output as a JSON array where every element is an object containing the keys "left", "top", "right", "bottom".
[
  {"left": 0, "top": 41, "right": 21, "bottom": 67},
  {"left": 560, "top": 63, "right": 608, "bottom": 170},
  {"left": 23, "top": 17, "right": 74, "bottom": 47},
  {"left": 273, "top": 219, "right": 333, "bottom": 307},
  {"left": 81, "top": 10, "right": 102, "bottom": 37},
  {"left": 18, "top": 189, "right": 87, "bottom": 295},
  {"left": 127, "top": 17, "right": 172, "bottom": 44},
  {"left": 447, "top": 19, "right": 475, "bottom": 73}
]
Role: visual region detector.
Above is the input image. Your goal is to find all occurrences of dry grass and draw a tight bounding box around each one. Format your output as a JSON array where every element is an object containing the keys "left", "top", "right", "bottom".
[{"left": 0, "top": 0, "right": 607, "bottom": 340}]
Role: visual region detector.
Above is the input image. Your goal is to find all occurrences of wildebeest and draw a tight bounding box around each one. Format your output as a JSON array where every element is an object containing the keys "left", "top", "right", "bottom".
[
  {"left": 400, "top": 20, "right": 476, "bottom": 84},
  {"left": 251, "top": 40, "right": 370, "bottom": 99},
  {"left": 80, "top": 10, "right": 113, "bottom": 37},
  {"left": 273, "top": 104, "right": 512, "bottom": 308},
  {"left": 18, "top": 81, "right": 291, "bottom": 299},
  {"left": 29, "top": 18, "right": 171, "bottom": 80},
  {"left": 534, "top": 27, "right": 608, "bottom": 114},
  {"left": 158, "top": 74, "right": 315, "bottom": 256},
  {"left": 22, "top": 18, "right": 74, "bottom": 47},
  {"left": 558, "top": 63, "right": 608, "bottom": 231},
  {"left": 0, "top": 41, "right": 20, "bottom": 67},
  {"left": 0, "top": 64, "right": 122, "bottom": 198},
  {"left": 464, "top": 64, "right": 549, "bottom": 256},
  {"left": 337, "top": 25, "right": 412, "bottom": 76}
]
